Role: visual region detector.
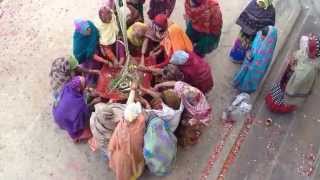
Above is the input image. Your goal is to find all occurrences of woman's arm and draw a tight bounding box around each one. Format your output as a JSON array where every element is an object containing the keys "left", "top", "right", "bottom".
[
  {"left": 75, "top": 66, "right": 100, "bottom": 75},
  {"left": 139, "top": 85, "right": 161, "bottom": 99},
  {"left": 93, "top": 54, "right": 111, "bottom": 65},
  {"left": 154, "top": 81, "right": 176, "bottom": 90},
  {"left": 153, "top": 54, "right": 170, "bottom": 68},
  {"left": 135, "top": 95, "right": 151, "bottom": 109},
  {"left": 127, "top": 4, "right": 140, "bottom": 25},
  {"left": 127, "top": 82, "right": 138, "bottom": 105},
  {"left": 137, "top": 65, "right": 162, "bottom": 75},
  {"left": 141, "top": 38, "right": 150, "bottom": 65}
]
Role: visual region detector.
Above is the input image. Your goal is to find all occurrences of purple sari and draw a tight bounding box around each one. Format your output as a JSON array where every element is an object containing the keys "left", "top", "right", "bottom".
[{"left": 53, "top": 76, "right": 89, "bottom": 139}]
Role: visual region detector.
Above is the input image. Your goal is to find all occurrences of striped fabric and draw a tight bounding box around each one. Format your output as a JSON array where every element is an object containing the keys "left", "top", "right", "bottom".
[{"left": 270, "top": 82, "right": 284, "bottom": 105}]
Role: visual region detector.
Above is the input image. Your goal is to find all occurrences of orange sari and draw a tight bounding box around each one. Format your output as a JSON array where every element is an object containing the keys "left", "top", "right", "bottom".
[{"left": 161, "top": 23, "right": 193, "bottom": 57}]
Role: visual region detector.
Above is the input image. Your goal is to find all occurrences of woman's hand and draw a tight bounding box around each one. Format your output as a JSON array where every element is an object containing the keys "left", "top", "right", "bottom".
[
  {"left": 137, "top": 65, "right": 148, "bottom": 72},
  {"left": 140, "top": 55, "right": 145, "bottom": 66},
  {"left": 131, "top": 81, "right": 138, "bottom": 90},
  {"left": 246, "top": 51, "right": 253, "bottom": 62},
  {"left": 89, "top": 69, "right": 100, "bottom": 75}
]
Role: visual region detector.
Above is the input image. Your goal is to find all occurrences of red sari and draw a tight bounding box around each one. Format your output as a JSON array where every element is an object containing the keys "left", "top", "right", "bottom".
[
  {"left": 178, "top": 52, "right": 214, "bottom": 93},
  {"left": 185, "top": 0, "right": 222, "bottom": 35}
]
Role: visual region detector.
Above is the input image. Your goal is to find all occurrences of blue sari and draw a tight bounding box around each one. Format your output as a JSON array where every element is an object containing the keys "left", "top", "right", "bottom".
[
  {"left": 233, "top": 26, "right": 278, "bottom": 93},
  {"left": 73, "top": 21, "right": 100, "bottom": 64}
]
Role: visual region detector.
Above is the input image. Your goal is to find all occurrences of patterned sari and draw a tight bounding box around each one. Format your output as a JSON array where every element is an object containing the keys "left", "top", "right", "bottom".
[{"left": 233, "top": 26, "right": 278, "bottom": 93}]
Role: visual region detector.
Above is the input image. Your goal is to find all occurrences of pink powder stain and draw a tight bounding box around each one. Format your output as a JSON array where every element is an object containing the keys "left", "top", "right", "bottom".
[
  {"left": 217, "top": 117, "right": 254, "bottom": 179},
  {"left": 199, "top": 122, "right": 234, "bottom": 180}
]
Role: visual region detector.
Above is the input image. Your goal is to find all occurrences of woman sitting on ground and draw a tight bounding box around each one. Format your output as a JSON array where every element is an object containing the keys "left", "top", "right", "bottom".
[
  {"left": 52, "top": 76, "right": 92, "bottom": 142},
  {"left": 169, "top": 50, "right": 214, "bottom": 93},
  {"left": 73, "top": 19, "right": 109, "bottom": 86},
  {"left": 138, "top": 50, "right": 214, "bottom": 93},
  {"left": 139, "top": 85, "right": 183, "bottom": 132},
  {"left": 88, "top": 102, "right": 126, "bottom": 156},
  {"left": 49, "top": 55, "right": 99, "bottom": 101},
  {"left": 154, "top": 81, "right": 211, "bottom": 146},
  {"left": 95, "top": 6, "right": 124, "bottom": 68},
  {"left": 127, "top": 21, "right": 149, "bottom": 55},
  {"left": 285, "top": 34, "right": 320, "bottom": 98},
  {"left": 108, "top": 82, "right": 146, "bottom": 180},
  {"left": 161, "top": 21, "right": 193, "bottom": 57},
  {"left": 140, "top": 14, "right": 169, "bottom": 67}
]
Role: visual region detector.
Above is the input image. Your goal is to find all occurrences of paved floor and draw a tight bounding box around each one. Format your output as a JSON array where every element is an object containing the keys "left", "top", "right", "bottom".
[
  {"left": 0, "top": 0, "right": 248, "bottom": 180},
  {"left": 1, "top": 0, "right": 317, "bottom": 179}
]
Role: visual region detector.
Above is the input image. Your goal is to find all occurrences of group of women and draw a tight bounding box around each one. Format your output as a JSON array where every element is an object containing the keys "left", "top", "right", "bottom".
[
  {"left": 49, "top": 0, "right": 221, "bottom": 179},
  {"left": 48, "top": 0, "right": 319, "bottom": 179},
  {"left": 229, "top": 0, "right": 320, "bottom": 113},
  {"left": 265, "top": 34, "right": 320, "bottom": 113}
]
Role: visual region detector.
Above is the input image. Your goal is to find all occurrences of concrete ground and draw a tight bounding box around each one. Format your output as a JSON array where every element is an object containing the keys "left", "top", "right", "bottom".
[
  {"left": 0, "top": 0, "right": 314, "bottom": 180},
  {"left": 0, "top": 0, "right": 248, "bottom": 180}
]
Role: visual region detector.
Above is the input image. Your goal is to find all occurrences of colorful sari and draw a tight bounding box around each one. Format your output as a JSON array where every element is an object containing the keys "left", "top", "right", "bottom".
[
  {"left": 49, "top": 56, "right": 78, "bottom": 99},
  {"left": 73, "top": 21, "right": 100, "bottom": 63},
  {"left": 185, "top": 0, "right": 222, "bottom": 56},
  {"left": 147, "top": 0, "right": 176, "bottom": 20},
  {"left": 229, "top": 31, "right": 253, "bottom": 63},
  {"left": 89, "top": 103, "right": 126, "bottom": 154},
  {"left": 108, "top": 114, "right": 146, "bottom": 180},
  {"left": 173, "top": 81, "right": 211, "bottom": 146},
  {"left": 143, "top": 115, "right": 177, "bottom": 176},
  {"left": 233, "top": 26, "right": 278, "bottom": 93},
  {"left": 170, "top": 51, "right": 214, "bottom": 93},
  {"left": 161, "top": 22, "right": 193, "bottom": 57},
  {"left": 52, "top": 76, "right": 89, "bottom": 139}
]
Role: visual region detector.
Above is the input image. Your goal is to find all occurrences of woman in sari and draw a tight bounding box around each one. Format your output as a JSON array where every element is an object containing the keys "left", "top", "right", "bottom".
[
  {"left": 108, "top": 83, "right": 146, "bottom": 180},
  {"left": 285, "top": 34, "right": 320, "bottom": 97},
  {"left": 140, "top": 86, "right": 183, "bottom": 132},
  {"left": 185, "top": 0, "right": 223, "bottom": 57},
  {"left": 140, "top": 14, "right": 169, "bottom": 67},
  {"left": 154, "top": 81, "right": 211, "bottom": 146},
  {"left": 230, "top": 0, "right": 276, "bottom": 63},
  {"left": 147, "top": 0, "right": 176, "bottom": 20},
  {"left": 233, "top": 26, "right": 278, "bottom": 93},
  {"left": 89, "top": 103, "right": 126, "bottom": 155},
  {"left": 127, "top": 22, "right": 149, "bottom": 55},
  {"left": 95, "top": 6, "right": 121, "bottom": 67},
  {"left": 49, "top": 56, "right": 99, "bottom": 102},
  {"left": 73, "top": 19, "right": 109, "bottom": 86},
  {"left": 169, "top": 50, "right": 214, "bottom": 93},
  {"left": 265, "top": 67, "right": 296, "bottom": 113},
  {"left": 161, "top": 22, "right": 193, "bottom": 57},
  {"left": 52, "top": 76, "right": 92, "bottom": 142}
]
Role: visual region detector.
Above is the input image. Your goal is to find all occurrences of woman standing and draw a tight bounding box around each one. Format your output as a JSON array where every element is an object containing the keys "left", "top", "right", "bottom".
[
  {"left": 233, "top": 26, "right": 278, "bottom": 93},
  {"left": 230, "top": 0, "right": 276, "bottom": 63},
  {"left": 185, "top": 0, "right": 223, "bottom": 57},
  {"left": 147, "top": 0, "right": 176, "bottom": 20}
]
